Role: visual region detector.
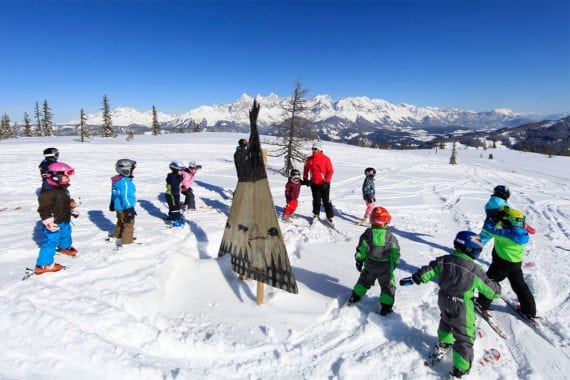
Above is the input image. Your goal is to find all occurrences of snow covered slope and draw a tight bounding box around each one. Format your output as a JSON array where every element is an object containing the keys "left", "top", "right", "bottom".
[{"left": 0, "top": 133, "right": 568, "bottom": 379}]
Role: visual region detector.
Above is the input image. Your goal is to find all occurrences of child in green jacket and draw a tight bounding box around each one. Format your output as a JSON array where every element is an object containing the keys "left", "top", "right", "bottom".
[
  {"left": 405, "top": 231, "right": 501, "bottom": 378},
  {"left": 347, "top": 206, "right": 400, "bottom": 316}
]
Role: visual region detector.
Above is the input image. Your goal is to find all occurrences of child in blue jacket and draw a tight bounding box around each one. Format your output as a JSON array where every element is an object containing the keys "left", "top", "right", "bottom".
[
  {"left": 110, "top": 159, "right": 137, "bottom": 245},
  {"left": 479, "top": 185, "right": 510, "bottom": 245}
]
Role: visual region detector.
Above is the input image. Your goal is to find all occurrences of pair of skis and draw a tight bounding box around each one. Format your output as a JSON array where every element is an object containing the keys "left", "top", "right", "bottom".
[
  {"left": 22, "top": 266, "right": 68, "bottom": 281},
  {"left": 476, "top": 297, "right": 542, "bottom": 340},
  {"left": 310, "top": 217, "right": 352, "bottom": 241}
]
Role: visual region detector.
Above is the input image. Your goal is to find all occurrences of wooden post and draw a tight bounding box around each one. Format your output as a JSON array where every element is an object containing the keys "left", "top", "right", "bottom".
[{"left": 256, "top": 282, "right": 265, "bottom": 305}]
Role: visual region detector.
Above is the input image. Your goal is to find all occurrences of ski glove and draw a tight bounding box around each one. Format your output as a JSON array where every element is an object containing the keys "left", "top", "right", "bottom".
[
  {"left": 124, "top": 207, "right": 137, "bottom": 223},
  {"left": 523, "top": 223, "right": 536, "bottom": 235},
  {"left": 355, "top": 259, "right": 364, "bottom": 272},
  {"left": 412, "top": 272, "right": 422, "bottom": 285},
  {"left": 42, "top": 217, "right": 59, "bottom": 232},
  {"left": 109, "top": 200, "right": 115, "bottom": 212}
]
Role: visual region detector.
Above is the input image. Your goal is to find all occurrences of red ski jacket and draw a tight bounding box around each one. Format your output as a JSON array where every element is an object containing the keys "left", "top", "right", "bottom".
[{"left": 303, "top": 151, "right": 334, "bottom": 185}]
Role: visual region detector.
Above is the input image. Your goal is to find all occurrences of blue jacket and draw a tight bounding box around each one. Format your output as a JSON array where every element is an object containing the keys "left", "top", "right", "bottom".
[
  {"left": 485, "top": 195, "right": 509, "bottom": 221},
  {"left": 111, "top": 175, "right": 136, "bottom": 211},
  {"left": 483, "top": 219, "right": 529, "bottom": 262}
]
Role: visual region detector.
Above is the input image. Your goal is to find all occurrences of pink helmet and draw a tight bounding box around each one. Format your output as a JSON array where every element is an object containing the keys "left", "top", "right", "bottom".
[{"left": 47, "top": 162, "right": 74, "bottom": 185}]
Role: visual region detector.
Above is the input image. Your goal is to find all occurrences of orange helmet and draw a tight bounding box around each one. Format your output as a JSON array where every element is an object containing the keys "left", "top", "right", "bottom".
[{"left": 370, "top": 206, "right": 391, "bottom": 226}]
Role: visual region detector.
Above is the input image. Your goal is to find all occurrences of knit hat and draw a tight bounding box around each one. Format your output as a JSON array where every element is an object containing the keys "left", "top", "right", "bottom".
[{"left": 312, "top": 141, "right": 323, "bottom": 150}]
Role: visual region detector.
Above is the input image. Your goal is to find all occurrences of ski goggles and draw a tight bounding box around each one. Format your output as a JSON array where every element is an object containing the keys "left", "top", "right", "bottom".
[{"left": 60, "top": 168, "right": 75, "bottom": 176}]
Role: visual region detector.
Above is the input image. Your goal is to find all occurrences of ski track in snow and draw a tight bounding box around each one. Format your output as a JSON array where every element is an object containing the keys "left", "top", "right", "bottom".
[{"left": 0, "top": 135, "right": 569, "bottom": 379}]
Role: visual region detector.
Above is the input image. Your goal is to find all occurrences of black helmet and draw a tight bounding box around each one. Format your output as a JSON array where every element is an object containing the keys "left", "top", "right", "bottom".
[
  {"left": 453, "top": 231, "right": 483, "bottom": 259},
  {"left": 493, "top": 185, "right": 510, "bottom": 200},
  {"left": 290, "top": 169, "right": 301, "bottom": 177},
  {"left": 169, "top": 161, "right": 184, "bottom": 171},
  {"left": 364, "top": 167, "right": 376, "bottom": 178},
  {"left": 115, "top": 159, "right": 136, "bottom": 177},
  {"left": 43, "top": 147, "right": 59, "bottom": 161}
]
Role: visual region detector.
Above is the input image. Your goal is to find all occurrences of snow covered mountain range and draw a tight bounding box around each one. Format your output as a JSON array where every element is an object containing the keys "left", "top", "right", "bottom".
[
  {"left": 63, "top": 94, "right": 567, "bottom": 149},
  {"left": 68, "top": 93, "right": 555, "bottom": 132}
]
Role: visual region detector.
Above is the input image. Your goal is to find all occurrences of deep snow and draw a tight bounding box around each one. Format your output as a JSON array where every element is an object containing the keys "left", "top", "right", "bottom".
[{"left": 0, "top": 133, "right": 568, "bottom": 379}]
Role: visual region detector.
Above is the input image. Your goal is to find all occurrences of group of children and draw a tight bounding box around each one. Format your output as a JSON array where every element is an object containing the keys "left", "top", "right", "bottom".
[
  {"left": 34, "top": 146, "right": 536, "bottom": 378},
  {"left": 34, "top": 148, "right": 202, "bottom": 274},
  {"left": 165, "top": 160, "right": 202, "bottom": 227},
  {"left": 345, "top": 184, "right": 535, "bottom": 378},
  {"left": 283, "top": 161, "right": 377, "bottom": 226}
]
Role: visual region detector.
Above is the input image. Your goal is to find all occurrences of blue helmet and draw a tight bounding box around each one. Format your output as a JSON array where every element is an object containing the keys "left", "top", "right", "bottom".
[
  {"left": 453, "top": 231, "right": 483, "bottom": 259},
  {"left": 493, "top": 185, "right": 510, "bottom": 200}
]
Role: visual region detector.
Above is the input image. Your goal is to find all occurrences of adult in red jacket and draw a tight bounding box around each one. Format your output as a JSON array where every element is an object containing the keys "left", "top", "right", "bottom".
[{"left": 303, "top": 141, "right": 335, "bottom": 224}]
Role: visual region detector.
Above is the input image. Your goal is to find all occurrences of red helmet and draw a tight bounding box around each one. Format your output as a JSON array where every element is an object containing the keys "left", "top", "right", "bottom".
[{"left": 370, "top": 206, "right": 391, "bottom": 226}]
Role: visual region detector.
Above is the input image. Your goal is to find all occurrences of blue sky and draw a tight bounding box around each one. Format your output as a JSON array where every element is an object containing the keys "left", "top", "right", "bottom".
[{"left": 1, "top": 0, "right": 569, "bottom": 123}]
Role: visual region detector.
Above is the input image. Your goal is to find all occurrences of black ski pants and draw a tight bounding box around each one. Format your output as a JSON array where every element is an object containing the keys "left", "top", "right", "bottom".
[
  {"left": 478, "top": 249, "right": 536, "bottom": 317},
  {"left": 310, "top": 183, "right": 334, "bottom": 219}
]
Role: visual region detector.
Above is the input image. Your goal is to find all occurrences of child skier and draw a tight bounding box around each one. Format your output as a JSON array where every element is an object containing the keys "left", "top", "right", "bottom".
[
  {"left": 35, "top": 162, "right": 79, "bottom": 274},
  {"left": 39, "top": 147, "right": 59, "bottom": 188},
  {"left": 359, "top": 167, "right": 376, "bottom": 225},
  {"left": 181, "top": 160, "right": 202, "bottom": 212},
  {"left": 403, "top": 231, "right": 501, "bottom": 378},
  {"left": 166, "top": 161, "right": 184, "bottom": 227},
  {"left": 39, "top": 147, "right": 59, "bottom": 178},
  {"left": 347, "top": 206, "right": 400, "bottom": 316},
  {"left": 110, "top": 159, "right": 137, "bottom": 246},
  {"left": 282, "top": 169, "right": 302, "bottom": 221},
  {"left": 476, "top": 206, "right": 536, "bottom": 320},
  {"left": 479, "top": 185, "right": 510, "bottom": 245},
  {"left": 480, "top": 185, "right": 535, "bottom": 245}
]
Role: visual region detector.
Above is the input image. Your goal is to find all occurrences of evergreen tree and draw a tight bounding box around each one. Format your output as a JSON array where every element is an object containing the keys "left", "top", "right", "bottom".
[
  {"left": 0, "top": 114, "right": 12, "bottom": 140},
  {"left": 449, "top": 141, "right": 458, "bottom": 164},
  {"left": 42, "top": 100, "right": 54, "bottom": 136},
  {"left": 151, "top": 105, "right": 161, "bottom": 135},
  {"left": 101, "top": 94, "right": 116, "bottom": 137},
  {"left": 78, "top": 108, "right": 91, "bottom": 142},
  {"left": 23, "top": 112, "right": 32, "bottom": 137},
  {"left": 271, "top": 80, "right": 312, "bottom": 173},
  {"left": 34, "top": 101, "right": 42, "bottom": 137},
  {"left": 11, "top": 122, "right": 19, "bottom": 138}
]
